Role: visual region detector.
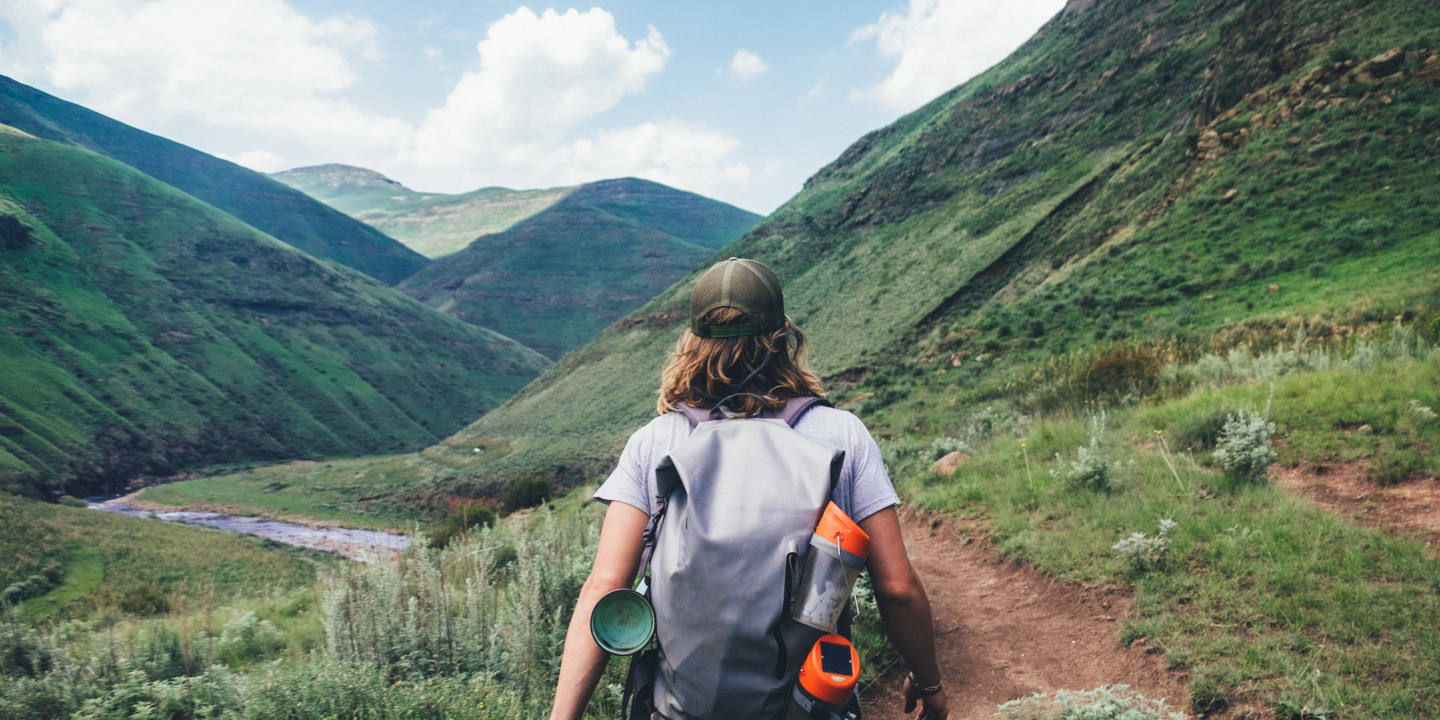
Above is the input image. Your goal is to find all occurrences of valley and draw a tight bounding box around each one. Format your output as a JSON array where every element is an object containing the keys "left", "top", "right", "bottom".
[{"left": 4, "top": 0, "right": 1440, "bottom": 717}]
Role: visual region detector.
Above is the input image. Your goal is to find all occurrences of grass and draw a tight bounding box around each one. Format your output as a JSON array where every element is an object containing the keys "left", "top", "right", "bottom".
[
  {"left": 882, "top": 348, "right": 1440, "bottom": 717},
  {"left": 16, "top": 545, "right": 104, "bottom": 623},
  {"left": 137, "top": 455, "right": 434, "bottom": 529},
  {"left": 0, "top": 499, "right": 612, "bottom": 720},
  {"left": 394, "top": 178, "right": 759, "bottom": 359},
  {"left": 0, "top": 495, "right": 330, "bottom": 620},
  {"left": 0, "top": 132, "right": 549, "bottom": 498},
  {"left": 271, "top": 164, "right": 576, "bottom": 259},
  {"left": 0, "top": 76, "right": 427, "bottom": 284}
]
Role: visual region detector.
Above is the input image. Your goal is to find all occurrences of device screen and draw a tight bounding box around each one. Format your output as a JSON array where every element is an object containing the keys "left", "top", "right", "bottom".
[{"left": 818, "top": 641, "right": 854, "bottom": 676}]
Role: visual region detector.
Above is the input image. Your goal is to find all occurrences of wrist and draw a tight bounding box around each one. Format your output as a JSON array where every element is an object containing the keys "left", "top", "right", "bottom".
[{"left": 907, "top": 671, "right": 943, "bottom": 696}]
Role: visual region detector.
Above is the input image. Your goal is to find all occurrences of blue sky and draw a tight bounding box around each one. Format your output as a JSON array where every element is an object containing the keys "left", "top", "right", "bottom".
[{"left": 0, "top": 0, "right": 1065, "bottom": 214}]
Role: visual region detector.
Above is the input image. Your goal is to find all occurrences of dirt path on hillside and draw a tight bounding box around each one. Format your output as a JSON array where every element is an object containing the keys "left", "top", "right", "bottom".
[
  {"left": 859, "top": 509, "right": 1189, "bottom": 719},
  {"left": 1275, "top": 461, "right": 1440, "bottom": 553}
]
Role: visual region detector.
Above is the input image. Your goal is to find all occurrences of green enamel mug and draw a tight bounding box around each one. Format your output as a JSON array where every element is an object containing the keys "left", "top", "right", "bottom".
[{"left": 589, "top": 587, "right": 655, "bottom": 656}]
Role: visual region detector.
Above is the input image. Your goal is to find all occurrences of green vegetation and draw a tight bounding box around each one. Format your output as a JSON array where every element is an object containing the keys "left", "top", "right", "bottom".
[
  {"left": 391, "top": 0, "right": 1440, "bottom": 501},
  {"left": 271, "top": 164, "right": 575, "bottom": 259},
  {"left": 998, "top": 685, "right": 1185, "bottom": 720},
  {"left": 0, "top": 77, "right": 427, "bottom": 284},
  {"left": 423, "top": 503, "right": 496, "bottom": 549},
  {"left": 395, "top": 178, "right": 760, "bottom": 358},
  {"left": 872, "top": 338, "right": 1440, "bottom": 717},
  {"left": 0, "top": 133, "right": 549, "bottom": 498},
  {"left": 0, "top": 503, "right": 609, "bottom": 720},
  {"left": 0, "top": 495, "right": 325, "bottom": 621},
  {"left": 6, "top": 0, "right": 1440, "bottom": 717}
]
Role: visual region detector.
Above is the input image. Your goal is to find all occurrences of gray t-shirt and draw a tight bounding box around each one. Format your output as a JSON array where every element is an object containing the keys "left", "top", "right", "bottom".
[{"left": 595, "top": 405, "right": 900, "bottom": 523}]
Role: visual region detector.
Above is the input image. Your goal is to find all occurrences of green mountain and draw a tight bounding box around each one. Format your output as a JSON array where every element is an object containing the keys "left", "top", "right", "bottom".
[
  {"left": 0, "top": 76, "right": 428, "bottom": 284},
  {"left": 0, "top": 128, "right": 549, "bottom": 499},
  {"left": 270, "top": 164, "right": 575, "bottom": 259},
  {"left": 416, "top": 0, "right": 1440, "bottom": 488},
  {"left": 394, "top": 178, "right": 762, "bottom": 358}
]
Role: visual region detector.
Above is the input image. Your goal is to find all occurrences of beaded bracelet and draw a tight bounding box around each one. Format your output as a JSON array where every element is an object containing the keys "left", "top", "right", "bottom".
[{"left": 907, "top": 672, "right": 943, "bottom": 697}]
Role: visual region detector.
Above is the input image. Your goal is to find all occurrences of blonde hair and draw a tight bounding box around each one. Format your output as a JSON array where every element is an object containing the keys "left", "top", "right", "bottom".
[{"left": 657, "top": 307, "right": 824, "bottom": 417}]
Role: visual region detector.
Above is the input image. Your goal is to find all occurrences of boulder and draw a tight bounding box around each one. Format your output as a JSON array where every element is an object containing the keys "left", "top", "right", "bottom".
[
  {"left": 1368, "top": 48, "right": 1404, "bottom": 76},
  {"left": 931, "top": 452, "right": 971, "bottom": 477}
]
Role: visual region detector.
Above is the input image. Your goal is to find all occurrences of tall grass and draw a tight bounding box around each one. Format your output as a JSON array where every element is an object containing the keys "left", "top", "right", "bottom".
[{"left": 0, "top": 508, "right": 613, "bottom": 720}]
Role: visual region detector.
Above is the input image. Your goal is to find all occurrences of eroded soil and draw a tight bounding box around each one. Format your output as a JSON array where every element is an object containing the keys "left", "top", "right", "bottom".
[
  {"left": 1274, "top": 461, "right": 1440, "bottom": 553},
  {"left": 860, "top": 509, "right": 1189, "bottom": 719}
]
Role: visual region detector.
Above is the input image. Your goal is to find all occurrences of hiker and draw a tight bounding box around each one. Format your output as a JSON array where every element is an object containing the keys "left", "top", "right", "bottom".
[{"left": 549, "top": 258, "right": 948, "bottom": 720}]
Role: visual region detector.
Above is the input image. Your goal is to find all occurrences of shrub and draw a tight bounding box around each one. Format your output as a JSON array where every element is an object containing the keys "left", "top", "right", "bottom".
[
  {"left": 1050, "top": 412, "right": 1116, "bottom": 492},
  {"left": 502, "top": 476, "right": 553, "bottom": 515},
  {"left": 215, "top": 611, "right": 285, "bottom": 666},
  {"left": 0, "top": 620, "right": 57, "bottom": 678},
  {"left": 1367, "top": 444, "right": 1426, "bottom": 485},
  {"left": 425, "top": 504, "right": 497, "bottom": 548},
  {"left": 1113, "top": 519, "right": 1177, "bottom": 573},
  {"left": 1165, "top": 405, "right": 1232, "bottom": 452},
  {"left": 1408, "top": 400, "right": 1437, "bottom": 424},
  {"left": 1212, "top": 408, "right": 1278, "bottom": 483},
  {"left": 997, "top": 684, "right": 1186, "bottom": 719},
  {"left": 115, "top": 583, "right": 171, "bottom": 616},
  {"left": 928, "top": 436, "right": 970, "bottom": 460}
]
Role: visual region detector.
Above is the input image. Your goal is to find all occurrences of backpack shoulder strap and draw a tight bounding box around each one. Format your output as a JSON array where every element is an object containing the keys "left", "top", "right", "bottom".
[
  {"left": 675, "top": 403, "right": 713, "bottom": 428},
  {"left": 768, "top": 397, "right": 833, "bottom": 428}
]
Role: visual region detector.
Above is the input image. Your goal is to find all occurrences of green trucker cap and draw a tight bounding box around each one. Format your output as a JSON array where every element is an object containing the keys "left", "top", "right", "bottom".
[{"left": 690, "top": 257, "right": 785, "bottom": 338}]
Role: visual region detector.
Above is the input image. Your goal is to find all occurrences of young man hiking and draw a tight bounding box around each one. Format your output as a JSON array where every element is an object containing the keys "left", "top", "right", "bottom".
[{"left": 550, "top": 258, "right": 949, "bottom": 720}]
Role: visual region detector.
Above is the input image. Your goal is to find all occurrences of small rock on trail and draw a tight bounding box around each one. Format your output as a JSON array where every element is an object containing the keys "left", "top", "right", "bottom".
[{"left": 860, "top": 509, "right": 1188, "bottom": 719}]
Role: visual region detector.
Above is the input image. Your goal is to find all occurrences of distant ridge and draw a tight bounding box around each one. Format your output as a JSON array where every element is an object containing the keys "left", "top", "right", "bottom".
[
  {"left": 392, "top": 177, "right": 761, "bottom": 358},
  {"left": 272, "top": 164, "right": 573, "bottom": 259},
  {"left": 0, "top": 131, "right": 549, "bottom": 498},
  {"left": 0, "top": 76, "right": 428, "bottom": 284}
]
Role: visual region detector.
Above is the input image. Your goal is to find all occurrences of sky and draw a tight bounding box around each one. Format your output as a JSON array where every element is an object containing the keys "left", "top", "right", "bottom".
[{"left": 0, "top": 0, "right": 1067, "bottom": 214}]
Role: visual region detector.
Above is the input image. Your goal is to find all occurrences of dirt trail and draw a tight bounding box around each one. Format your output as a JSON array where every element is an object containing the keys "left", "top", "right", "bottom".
[{"left": 860, "top": 509, "right": 1188, "bottom": 719}]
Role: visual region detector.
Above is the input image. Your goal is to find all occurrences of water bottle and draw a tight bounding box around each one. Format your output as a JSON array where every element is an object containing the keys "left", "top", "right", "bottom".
[
  {"left": 793, "top": 502, "right": 870, "bottom": 631},
  {"left": 783, "top": 633, "right": 861, "bottom": 720}
]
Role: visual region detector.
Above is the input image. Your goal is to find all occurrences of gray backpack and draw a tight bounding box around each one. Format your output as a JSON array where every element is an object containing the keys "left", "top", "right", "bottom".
[{"left": 623, "top": 396, "right": 847, "bottom": 720}]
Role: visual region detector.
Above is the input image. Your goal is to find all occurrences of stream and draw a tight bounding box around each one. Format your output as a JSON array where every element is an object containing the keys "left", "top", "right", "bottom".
[{"left": 87, "top": 499, "right": 410, "bottom": 561}]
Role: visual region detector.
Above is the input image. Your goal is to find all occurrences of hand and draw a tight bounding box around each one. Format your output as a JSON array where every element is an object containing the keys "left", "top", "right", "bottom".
[{"left": 902, "top": 674, "right": 949, "bottom": 720}]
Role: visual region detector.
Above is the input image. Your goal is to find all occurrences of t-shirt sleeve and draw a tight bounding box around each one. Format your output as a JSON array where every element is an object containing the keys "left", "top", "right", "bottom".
[
  {"left": 594, "top": 425, "right": 654, "bottom": 516},
  {"left": 845, "top": 416, "right": 901, "bottom": 523}
]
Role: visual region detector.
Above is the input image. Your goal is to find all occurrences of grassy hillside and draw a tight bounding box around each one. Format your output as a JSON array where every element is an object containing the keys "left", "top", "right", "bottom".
[
  {"left": 0, "top": 494, "right": 325, "bottom": 622},
  {"left": 395, "top": 178, "right": 761, "bottom": 358},
  {"left": 0, "top": 131, "right": 549, "bottom": 499},
  {"left": 271, "top": 164, "right": 574, "bottom": 259},
  {"left": 0, "top": 76, "right": 428, "bottom": 284},
  {"left": 424, "top": 0, "right": 1440, "bottom": 487}
]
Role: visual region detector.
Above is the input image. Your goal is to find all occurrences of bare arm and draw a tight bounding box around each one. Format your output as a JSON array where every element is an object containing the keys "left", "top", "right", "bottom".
[
  {"left": 549, "top": 501, "right": 649, "bottom": 720},
  {"left": 858, "top": 506, "right": 949, "bottom": 720}
]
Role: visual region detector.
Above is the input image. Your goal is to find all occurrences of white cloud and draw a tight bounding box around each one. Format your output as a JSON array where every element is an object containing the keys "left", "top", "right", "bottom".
[
  {"left": 408, "top": 7, "right": 669, "bottom": 165},
  {"left": 729, "top": 49, "right": 768, "bottom": 77},
  {"left": 803, "top": 78, "right": 826, "bottom": 100},
  {"left": 1, "top": 2, "right": 757, "bottom": 204},
  {"left": 851, "top": 0, "right": 1065, "bottom": 112},
  {"left": 3, "top": 0, "right": 409, "bottom": 154},
  {"left": 422, "top": 44, "right": 441, "bottom": 60},
  {"left": 225, "top": 148, "right": 287, "bottom": 172}
]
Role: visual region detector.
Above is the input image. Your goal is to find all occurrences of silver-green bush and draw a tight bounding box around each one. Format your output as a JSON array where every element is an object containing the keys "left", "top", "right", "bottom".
[
  {"left": 1050, "top": 412, "right": 1114, "bottom": 492},
  {"left": 996, "top": 684, "right": 1186, "bottom": 719},
  {"left": 1112, "top": 519, "right": 1177, "bottom": 573},
  {"left": 1211, "top": 408, "right": 1278, "bottom": 483}
]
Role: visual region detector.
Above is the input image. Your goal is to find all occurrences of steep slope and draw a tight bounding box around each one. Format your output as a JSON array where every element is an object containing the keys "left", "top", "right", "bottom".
[
  {"left": 424, "top": 0, "right": 1440, "bottom": 487},
  {"left": 395, "top": 178, "right": 761, "bottom": 358},
  {"left": 0, "top": 129, "right": 549, "bottom": 499},
  {"left": 271, "top": 164, "right": 574, "bottom": 258},
  {"left": 0, "top": 76, "right": 428, "bottom": 284}
]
